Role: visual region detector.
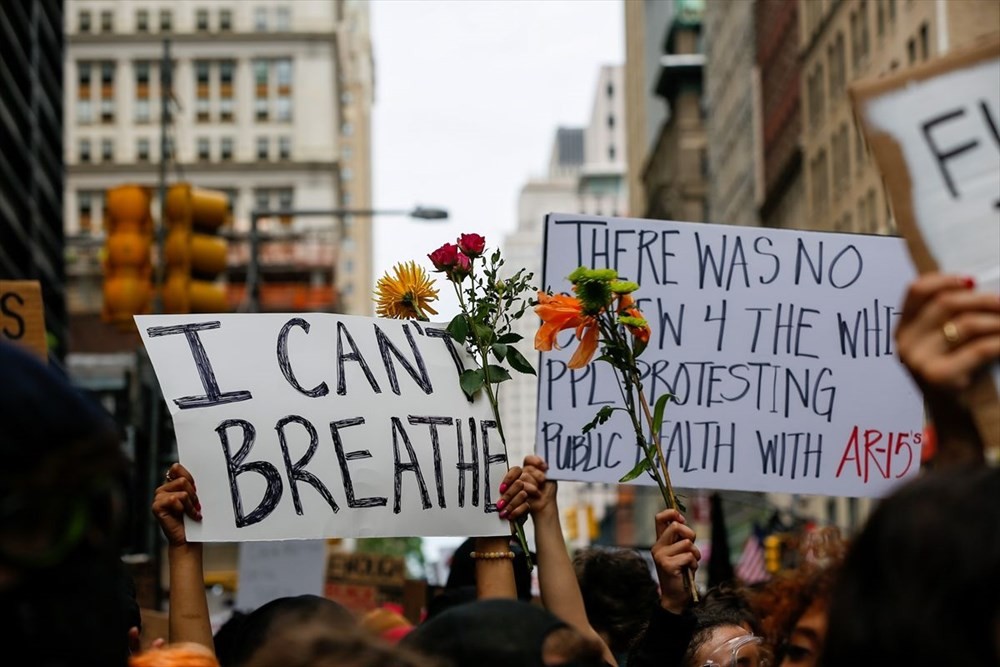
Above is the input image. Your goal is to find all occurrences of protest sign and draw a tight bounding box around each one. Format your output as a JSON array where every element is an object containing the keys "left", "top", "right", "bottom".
[
  {"left": 235, "top": 540, "right": 328, "bottom": 611},
  {"left": 538, "top": 213, "right": 923, "bottom": 497},
  {"left": 137, "top": 313, "right": 509, "bottom": 541},
  {"left": 852, "top": 38, "right": 1000, "bottom": 460},
  {"left": 0, "top": 280, "right": 47, "bottom": 360}
]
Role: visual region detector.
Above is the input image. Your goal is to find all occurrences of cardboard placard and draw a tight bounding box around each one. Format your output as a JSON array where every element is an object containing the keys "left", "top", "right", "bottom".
[
  {"left": 327, "top": 551, "right": 407, "bottom": 588},
  {"left": 538, "top": 213, "right": 923, "bottom": 497},
  {"left": 851, "top": 37, "right": 1000, "bottom": 460},
  {"left": 136, "top": 313, "right": 509, "bottom": 541},
  {"left": 0, "top": 280, "right": 47, "bottom": 360}
]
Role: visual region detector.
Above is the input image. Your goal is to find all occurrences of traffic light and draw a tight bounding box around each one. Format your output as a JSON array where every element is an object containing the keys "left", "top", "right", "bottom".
[
  {"left": 102, "top": 184, "right": 153, "bottom": 324},
  {"left": 162, "top": 184, "right": 230, "bottom": 313},
  {"left": 764, "top": 534, "right": 784, "bottom": 574},
  {"left": 565, "top": 506, "right": 579, "bottom": 541}
]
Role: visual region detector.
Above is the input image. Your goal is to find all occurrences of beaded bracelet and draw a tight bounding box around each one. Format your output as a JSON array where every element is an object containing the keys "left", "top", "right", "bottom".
[{"left": 470, "top": 551, "right": 516, "bottom": 560}]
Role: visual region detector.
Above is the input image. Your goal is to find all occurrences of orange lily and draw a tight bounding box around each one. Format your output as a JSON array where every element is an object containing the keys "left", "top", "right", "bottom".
[{"left": 534, "top": 291, "right": 601, "bottom": 369}]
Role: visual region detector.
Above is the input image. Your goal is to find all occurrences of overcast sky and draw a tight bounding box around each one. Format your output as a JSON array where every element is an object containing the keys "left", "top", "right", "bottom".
[{"left": 370, "top": 0, "right": 624, "bottom": 317}]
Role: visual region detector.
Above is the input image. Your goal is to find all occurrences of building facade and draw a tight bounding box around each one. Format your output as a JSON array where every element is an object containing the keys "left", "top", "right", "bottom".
[
  {"left": 1, "top": 0, "right": 67, "bottom": 360},
  {"left": 64, "top": 0, "right": 373, "bottom": 330},
  {"left": 703, "top": 0, "right": 759, "bottom": 227}
]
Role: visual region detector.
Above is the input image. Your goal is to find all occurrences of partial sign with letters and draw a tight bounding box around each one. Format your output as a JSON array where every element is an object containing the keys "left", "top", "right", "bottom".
[
  {"left": 852, "top": 37, "right": 1000, "bottom": 459},
  {"left": 137, "top": 313, "right": 509, "bottom": 541},
  {"left": 0, "top": 280, "right": 47, "bottom": 360},
  {"left": 538, "top": 213, "right": 924, "bottom": 498}
]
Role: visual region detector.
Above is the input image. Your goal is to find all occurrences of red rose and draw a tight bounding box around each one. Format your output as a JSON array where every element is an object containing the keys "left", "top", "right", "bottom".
[
  {"left": 457, "top": 233, "right": 486, "bottom": 258},
  {"left": 428, "top": 243, "right": 460, "bottom": 272},
  {"left": 452, "top": 252, "right": 472, "bottom": 281}
]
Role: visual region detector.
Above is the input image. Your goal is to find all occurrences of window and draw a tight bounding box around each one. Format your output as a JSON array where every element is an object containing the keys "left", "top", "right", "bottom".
[
  {"left": 278, "top": 136, "right": 291, "bottom": 160},
  {"left": 919, "top": 22, "right": 929, "bottom": 61},
  {"left": 136, "top": 9, "right": 149, "bottom": 33},
  {"left": 277, "top": 189, "right": 293, "bottom": 215},
  {"left": 159, "top": 9, "right": 172, "bottom": 32},
  {"left": 254, "top": 60, "right": 269, "bottom": 120},
  {"left": 77, "top": 62, "right": 93, "bottom": 124},
  {"left": 276, "top": 6, "right": 291, "bottom": 31},
  {"left": 607, "top": 115, "right": 615, "bottom": 129},
  {"left": 888, "top": 0, "right": 896, "bottom": 24},
  {"left": 79, "top": 10, "right": 91, "bottom": 33},
  {"left": 342, "top": 122, "right": 353, "bottom": 136},
  {"left": 137, "top": 138, "right": 150, "bottom": 162},
  {"left": 196, "top": 9, "right": 209, "bottom": 32},
  {"left": 135, "top": 61, "right": 151, "bottom": 123},
  {"left": 254, "top": 189, "right": 270, "bottom": 212},
  {"left": 876, "top": 0, "right": 885, "bottom": 38},
  {"left": 220, "top": 137, "right": 233, "bottom": 161},
  {"left": 256, "top": 136, "right": 269, "bottom": 160},
  {"left": 858, "top": 0, "right": 870, "bottom": 68},
  {"left": 101, "top": 138, "right": 113, "bottom": 162},
  {"left": 219, "top": 60, "right": 235, "bottom": 121},
  {"left": 606, "top": 82, "right": 613, "bottom": 97},
  {"left": 342, "top": 144, "right": 352, "bottom": 159},
  {"left": 276, "top": 59, "right": 292, "bottom": 121},
  {"left": 812, "top": 149, "right": 829, "bottom": 218},
  {"left": 907, "top": 38, "right": 916, "bottom": 65},
  {"left": 276, "top": 97, "right": 292, "bottom": 122},
  {"left": 79, "top": 139, "right": 91, "bottom": 163},
  {"left": 197, "top": 138, "right": 210, "bottom": 161},
  {"left": 220, "top": 9, "right": 232, "bottom": 31},
  {"left": 100, "top": 10, "right": 113, "bottom": 33},
  {"left": 254, "top": 6, "right": 268, "bottom": 31},
  {"left": 608, "top": 145, "right": 616, "bottom": 161},
  {"left": 100, "top": 61, "right": 115, "bottom": 123},
  {"left": 195, "top": 61, "right": 210, "bottom": 122},
  {"left": 276, "top": 59, "right": 292, "bottom": 87},
  {"left": 79, "top": 192, "right": 94, "bottom": 232},
  {"left": 342, "top": 192, "right": 352, "bottom": 206},
  {"left": 342, "top": 167, "right": 353, "bottom": 181}
]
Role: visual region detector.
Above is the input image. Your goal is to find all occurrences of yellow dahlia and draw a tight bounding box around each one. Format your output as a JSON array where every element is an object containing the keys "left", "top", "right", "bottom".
[{"left": 373, "top": 261, "right": 439, "bottom": 320}]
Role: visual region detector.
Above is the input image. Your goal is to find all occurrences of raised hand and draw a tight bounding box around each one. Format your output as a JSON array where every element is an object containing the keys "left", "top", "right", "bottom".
[
  {"left": 651, "top": 509, "right": 700, "bottom": 614},
  {"left": 152, "top": 462, "right": 201, "bottom": 548}
]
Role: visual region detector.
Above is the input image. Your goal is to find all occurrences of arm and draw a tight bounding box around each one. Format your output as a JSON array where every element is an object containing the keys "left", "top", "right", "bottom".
[
  {"left": 627, "top": 509, "right": 700, "bottom": 667},
  {"left": 152, "top": 463, "right": 214, "bottom": 651},
  {"left": 501, "top": 456, "right": 617, "bottom": 666},
  {"left": 895, "top": 273, "right": 1000, "bottom": 463},
  {"left": 473, "top": 535, "right": 518, "bottom": 600}
]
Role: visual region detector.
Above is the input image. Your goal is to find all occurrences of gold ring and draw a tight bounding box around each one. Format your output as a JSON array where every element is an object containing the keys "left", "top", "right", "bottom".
[{"left": 942, "top": 321, "right": 961, "bottom": 346}]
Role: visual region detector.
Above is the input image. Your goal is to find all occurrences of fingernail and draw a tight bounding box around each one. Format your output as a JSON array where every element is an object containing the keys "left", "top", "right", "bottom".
[
  {"left": 499, "top": 510, "right": 508, "bottom": 519},
  {"left": 195, "top": 501, "right": 202, "bottom": 511},
  {"left": 497, "top": 499, "right": 507, "bottom": 510},
  {"left": 961, "top": 276, "right": 976, "bottom": 289},
  {"left": 499, "top": 482, "right": 508, "bottom": 493}
]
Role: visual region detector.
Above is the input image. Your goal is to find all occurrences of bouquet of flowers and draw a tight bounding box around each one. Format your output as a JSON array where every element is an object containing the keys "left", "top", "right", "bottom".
[
  {"left": 535, "top": 266, "right": 697, "bottom": 597},
  {"left": 375, "top": 233, "right": 536, "bottom": 564}
]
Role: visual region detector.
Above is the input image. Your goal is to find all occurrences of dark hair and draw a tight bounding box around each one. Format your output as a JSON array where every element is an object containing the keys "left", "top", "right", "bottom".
[
  {"left": 682, "top": 585, "right": 760, "bottom": 667},
  {"left": 445, "top": 537, "right": 532, "bottom": 601},
  {"left": 820, "top": 466, "right": 1000, "bottom": 667},
  {"left": 573, "top": 546, "right": 658, "bottom": 655},
  {"left": 216, "top": 595, "right": 356, "bottom": 667}
]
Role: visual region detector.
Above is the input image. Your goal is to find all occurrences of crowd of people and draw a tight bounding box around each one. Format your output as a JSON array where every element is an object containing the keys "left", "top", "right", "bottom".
[{"left": 1, "top": 272, "right": 997, "bottom": 667}]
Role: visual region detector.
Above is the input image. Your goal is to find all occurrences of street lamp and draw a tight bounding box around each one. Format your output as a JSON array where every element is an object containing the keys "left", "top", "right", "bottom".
[{"left": 244, "top": 205, "right": 449, "bottom": 312}]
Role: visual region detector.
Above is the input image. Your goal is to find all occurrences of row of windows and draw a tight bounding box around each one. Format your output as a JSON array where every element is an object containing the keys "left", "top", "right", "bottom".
[
  {"left": 75, "top": 58, "right": 293, "bottom": 125},
  {"left": 807, "top": 17, "right": 930, "bottom": 134},
  {"left": 77, "top": 6, "right": 291, "bottom": 34},
  {"left": 76, "top": 136, "right": 293, "bottom": 164}
]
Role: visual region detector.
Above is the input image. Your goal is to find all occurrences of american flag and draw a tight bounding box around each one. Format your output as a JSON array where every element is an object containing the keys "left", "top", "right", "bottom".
[{"left": 735, "top": 531, "right": 769, "bottom": 585}]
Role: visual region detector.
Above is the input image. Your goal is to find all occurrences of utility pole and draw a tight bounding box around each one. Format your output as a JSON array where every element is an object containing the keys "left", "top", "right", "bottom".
[{"left": 155, "top": 38, "right": 172, "bottom": 315}]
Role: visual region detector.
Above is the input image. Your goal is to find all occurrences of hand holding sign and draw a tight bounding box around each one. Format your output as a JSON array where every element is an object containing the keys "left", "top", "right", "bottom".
[{"left": 153, "top": 463, "right": 202, "bottom": 547}]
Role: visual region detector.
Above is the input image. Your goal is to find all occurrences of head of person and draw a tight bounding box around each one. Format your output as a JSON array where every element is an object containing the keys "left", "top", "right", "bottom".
[
  {"left": 573, "top": 546, "right": 658, "bottom": 657},
  {"left": 0, "top": 343, "right": 131, "bottom": 665},
  {"left": 214, "top": 595, "right": 356, "bottom": 667},
  {"left": 242, "top": 618, "right": 430, "bottom": 667},
  {"left": 403, "top": 598, "right": 606, "bottom": 667},
  {"left": 683, "top": 586, "right": 769, "bottom": 667},
  {"left": 361, "top": 605, "right": 413, "bottom": 644},
  {"left": 820, "top": 466, "right": 1000, "bottom": 667},
  {"left": 749, "top": 529, "right": 843, "bottom": 667}
]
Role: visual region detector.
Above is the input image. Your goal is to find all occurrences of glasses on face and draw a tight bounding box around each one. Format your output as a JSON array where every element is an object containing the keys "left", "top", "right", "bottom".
[{"left": 701, "top": 634, "right": 772, "bottom": 667}]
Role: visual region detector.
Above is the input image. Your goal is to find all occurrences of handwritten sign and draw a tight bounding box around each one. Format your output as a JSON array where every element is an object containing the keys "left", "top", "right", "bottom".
[
  {"left": 327, "top": 551, "right": 407, "bottom": 588},
  {"left": 852, "top": 37, "right": 1000, "bottom": 458},
  {"left": 136, "top": 313, "right": 509, "bottom": 541},
  {"left": 0, "top": 280, "right": 47, "bottom": 360},
  {"left": 538, "top": 213, "right": 924, "bottom": 497},
  {"left": 235, "top": 540, "right": 328, "bottom": 611}
]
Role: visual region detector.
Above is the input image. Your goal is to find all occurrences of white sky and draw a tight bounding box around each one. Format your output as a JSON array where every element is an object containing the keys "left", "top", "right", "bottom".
[{"left": 370, "top": 0, "right": 624, "bottom": 318}]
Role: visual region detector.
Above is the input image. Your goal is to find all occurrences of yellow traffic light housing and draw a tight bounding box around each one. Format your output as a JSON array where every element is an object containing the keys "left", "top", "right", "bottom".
[
  {"left": 162, "top": 184, "right": 230, "bottom": 313},
  {"left": 102, "top": 184, "right": 153, "bottom": 324}
]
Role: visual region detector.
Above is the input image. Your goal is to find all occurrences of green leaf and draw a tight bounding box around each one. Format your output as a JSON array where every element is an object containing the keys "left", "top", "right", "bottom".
[
  {"left": 619, "top": 457, "right": 652, "bottom": 483},
  {"left": 491, "top": 343, "right": 508, "bottom": 361},
  {"left": 447, "top": 314, "right": 468, "bottom": 343},
  {"left": 505, "top": 346, "right": 535, "bottom": 375},
  {"left": 497, "top": 332, "right": 523, "bottom": 344},
  {"left": 651, "top": 393, "right": 673, "bottom": 439},
  {"left": 459, "top": 368, "right": 484, "bottom": 398},
  {"left": 582, "top": 405, "right": 616, "bottom": 434},
  {"left": 472, "top": 322, "right": 495, "bottom": 345},
  {"left": 674, "top": 494, "right": 687, "bottom": 513},
  {"left": 485, "top": 365, "right": 512, "bottom": 383}
]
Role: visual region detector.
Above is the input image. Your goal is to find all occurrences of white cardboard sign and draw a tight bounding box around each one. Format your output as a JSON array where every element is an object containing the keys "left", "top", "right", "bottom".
[
  {"left": 137, "top": 314, "right": 509, "bottom": 541},
  {"left": 538, "top": 214, "right": 924, "bottom": 497},
  {"left": 235, "top": 540, "right": 328, "bottom": 611}
]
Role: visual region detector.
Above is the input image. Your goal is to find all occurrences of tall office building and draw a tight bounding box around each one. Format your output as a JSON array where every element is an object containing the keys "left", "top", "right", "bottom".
[
  {"left": 64, "top": 0, "right": 373, "bottom": 343},
  {"left": 1, "top": 0, "right": 67, "bottom": 360}
]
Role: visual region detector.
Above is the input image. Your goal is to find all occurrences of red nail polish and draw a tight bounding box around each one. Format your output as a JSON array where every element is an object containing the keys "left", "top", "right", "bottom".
[
  {"left": 962, "top": 276, "right": 976, "bottom": 289},
  {"left": 497, "top": 499, "right": 506, "bottom": 510},
  {"left": 499, "top": 482, "right": 508, "bottom": 493},
  {"left": 195, "top": 501, "right": 201, "bottom": 511},
  {"left": 499, "top": 511, "right": 508, "bottom": 519}
]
